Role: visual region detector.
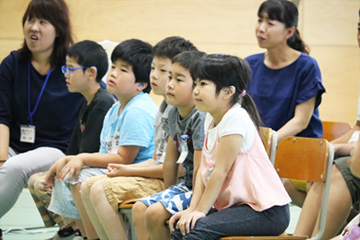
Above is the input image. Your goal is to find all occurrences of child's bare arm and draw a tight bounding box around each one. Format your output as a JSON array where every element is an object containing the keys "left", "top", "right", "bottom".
[
  {"left": 192, "top": 149, "right": 202, "bottom": 191},
  {"left": 349, "top": 139, "right": 360, "bottom": 177},
  {"left": 332, "top": 121, "right": 360, "bottom": 155},
  {"left": 196, "top": 134, "right": 243, "bottom": 214},
  {"left": 58, "top": 145, "right": 141, "bottom": 181},
  {"left": 333, "top": 142, "right": 356, "bottom": 156},
  {"left": 0, "top": 124, "right": 9, "bottom": 163},
  {"left": 106, "top": 162, "right": 164, "bottom": 178},
  {"left": 331, "top": 120, "right": 360, "bottom": 144},
  {"left": 163, "top": 136, "right": 180, "bottom": 188},
  {"left": 81, "top": 145, "right": 141, "bottom": 167}
]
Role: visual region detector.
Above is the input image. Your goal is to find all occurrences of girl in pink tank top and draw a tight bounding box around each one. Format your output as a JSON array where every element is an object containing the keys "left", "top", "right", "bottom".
[{"left": 169, "top": 54, "right": 291, "bottom": 239}]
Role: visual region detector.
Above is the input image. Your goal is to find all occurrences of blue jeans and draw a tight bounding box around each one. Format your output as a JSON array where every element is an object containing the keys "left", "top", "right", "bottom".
[{"left": 171, "top": 204, "right": 289, "bottom": 240}]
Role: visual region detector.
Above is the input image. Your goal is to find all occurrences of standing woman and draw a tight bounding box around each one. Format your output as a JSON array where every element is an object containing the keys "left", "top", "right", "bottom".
[
  {"left": 245, "top": 0, "right": 326, "bottom": 207},
  {"left": 0, "top": 0, "right": 83, "bottom": 217}
]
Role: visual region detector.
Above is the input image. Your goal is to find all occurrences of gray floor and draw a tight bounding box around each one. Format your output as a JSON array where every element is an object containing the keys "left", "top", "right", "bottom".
[
  {"left": 0, "top": 189, "right": 302, "bottom": 240},
  {"left": 0, "top": 189, "right": 58, "bottom": 240}
]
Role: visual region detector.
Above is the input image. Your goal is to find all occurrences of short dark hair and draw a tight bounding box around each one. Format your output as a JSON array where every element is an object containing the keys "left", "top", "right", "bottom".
[
  {"left": 152, "top": 36, "right": 197, "bottom": 60},
  {"left": 172, "top": 51, "right": 206, "bottom": 72},
  {"left": 19, "top": 0, "right": 73, "bottom": 70},
  {"left": 66, "top": 40, "right": 108, "bottom": 83},
  {"left": 111, "top": 39, "right": 153, "bottom": 93}
]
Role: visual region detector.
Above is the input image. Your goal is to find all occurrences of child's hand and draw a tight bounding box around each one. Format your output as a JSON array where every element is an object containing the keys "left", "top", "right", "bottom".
[
  {"left": 169, "top": 209, "right": 187, "bottom": 233},
  {"left": 58, "top": 157, "right": 84, "bottom": 182},
  {"left": 45, "top": 157, "right": 67, "bottom": 186},
  {"left": 170, "top": 209, "right": 206, "bottom": 235},
  {"left": 106, "top": 163, "right": 131, "bottom": 177}
]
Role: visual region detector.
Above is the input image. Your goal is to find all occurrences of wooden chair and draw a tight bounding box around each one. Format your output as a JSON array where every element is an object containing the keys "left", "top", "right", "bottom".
[
  {"left": 322, "top": 120, "right": 352, "bottom": 141},
  {"left": 259, "top": 127, "right": 278, "bottom": 165},
  {"left": 217, "top": 136, "right": 334, "bottom": 240}
]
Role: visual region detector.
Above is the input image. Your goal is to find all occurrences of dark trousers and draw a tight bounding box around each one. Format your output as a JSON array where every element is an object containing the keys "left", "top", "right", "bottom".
[{"left": 171, "top": 204, "right": 290, "bottom": 240}]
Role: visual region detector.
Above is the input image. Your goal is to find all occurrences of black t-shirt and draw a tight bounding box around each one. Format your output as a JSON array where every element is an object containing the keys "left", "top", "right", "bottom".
[{"left": 66, "top": 88, "right": 115, "bottom": 155}]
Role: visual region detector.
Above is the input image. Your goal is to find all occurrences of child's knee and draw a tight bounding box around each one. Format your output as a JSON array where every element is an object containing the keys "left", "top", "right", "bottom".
[
  {"left": 80, "top": 181, "right": 90, "bottom": 201},
  {"left": 132, "top": 201, "right": 148, "bottom": 223},
  {"left": 145, "top": 202, "right": 168, "bottom": 227},
  {"left": 28, "top": 173, "right": 38, "bottom": 190},
  {"left": 69, "top": 182, "right": 81, "bottom": 197},
  {"left": 88, "top": 181, "right": 104, "bottom": 204},
  {"left": 28, "top": 173, "right": 49, "bottom": 195}
]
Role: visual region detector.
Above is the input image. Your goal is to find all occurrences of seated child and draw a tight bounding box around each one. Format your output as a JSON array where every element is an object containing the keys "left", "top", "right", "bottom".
[
  {"left": 294, "top": 99, "right": 360, "bottom": 239},
  {"left": 27, "top": 40, "right": 114, "bottom": 239},
  {"left": 45, "top": 39, "right": 158, "bottom": 240},
  {"left": 294, "top": 10, "right": 360, "bottom": 240},
  {"left": 331, "top": 139, "right": 360, "bottom": 240},
  {"left": 169, "top": 54, "right": 291, "bottom": 239},
  {"left": 80, "top": 36, "right": 198, "bottom": 240},
  {"left": 132, "top": 51, "right": 207, "bottom": 240}
]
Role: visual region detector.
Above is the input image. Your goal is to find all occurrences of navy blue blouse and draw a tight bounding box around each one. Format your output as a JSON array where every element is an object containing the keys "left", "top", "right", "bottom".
[
  {"left": 0, "top": 51, "right": 83, "bottom": 153},
  {"left": 245, "top": 52, "right": 325, "bottom": 138}
]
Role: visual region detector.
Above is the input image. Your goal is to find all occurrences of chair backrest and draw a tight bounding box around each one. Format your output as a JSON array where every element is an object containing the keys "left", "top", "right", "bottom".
[
  {"left": 275, "top": 137, "right": 330, "bottom": 182},
  {"left": 217, "top": 137, "right": 334, "bottom": 240},
  {"left": 259, "top": 127, "right": 277, "bottom": 165},
  {"left": 275, "top": 136, "right": 334, "bottom": 240},
  {"left": 322, "top": 121, "right": 352, "bottom": 141}
]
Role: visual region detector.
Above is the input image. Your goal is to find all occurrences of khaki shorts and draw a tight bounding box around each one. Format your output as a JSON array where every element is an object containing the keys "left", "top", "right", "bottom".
[{"left": 85, "top": 175, "right": 164, "bottom": 212}]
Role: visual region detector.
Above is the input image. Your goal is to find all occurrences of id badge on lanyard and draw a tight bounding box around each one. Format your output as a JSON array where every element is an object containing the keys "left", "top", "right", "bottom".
[
  {"left": 20, "top": 125, "right": 36, "bottom": 143},
  {"left": 20, "top": 63, "right": 52, "bottom": 143},
  {"left": 176, "top": 134, "right": 190, "bottom": 164}
]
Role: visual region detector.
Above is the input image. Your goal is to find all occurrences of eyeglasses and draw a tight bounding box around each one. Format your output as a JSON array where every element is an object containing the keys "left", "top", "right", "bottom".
[{"left": 61, "top": 65, "right": 97, "bottom": 75}]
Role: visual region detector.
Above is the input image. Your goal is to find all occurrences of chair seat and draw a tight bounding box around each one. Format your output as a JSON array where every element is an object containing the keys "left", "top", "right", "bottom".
[
  {"left": 119, "top": 203, "right": 134, "bottom": 209},
  {"left": 217, "top": 234, "right": 308, "bottom": 239}
]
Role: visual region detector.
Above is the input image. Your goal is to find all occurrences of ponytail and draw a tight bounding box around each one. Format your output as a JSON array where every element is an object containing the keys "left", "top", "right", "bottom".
[
  {"left": 241, "top": 94, "right": 263, "bottom": 131},
  {"left": 287, "top": 29, "right": 310, "bottom": 54}
]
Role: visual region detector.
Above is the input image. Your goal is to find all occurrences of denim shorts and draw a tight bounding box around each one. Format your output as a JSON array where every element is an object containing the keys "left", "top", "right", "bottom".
[{"left": 139, "top": 182, "right": 192, "bottom": 215}]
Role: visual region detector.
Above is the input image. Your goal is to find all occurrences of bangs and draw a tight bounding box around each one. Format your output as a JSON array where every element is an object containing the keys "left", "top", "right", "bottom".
[
  {"left": 191, "top": 54, "right": 231, "bottom": 91},
  {"left": 172, "top": 51, "right": 206, "bottom": 74},
  {"left": 191, "top": 57, "right": 218, "bottom": 82},
  {"left": 258, "top": 0, "right": 285, "bottom": 23},
  {"left": 23, "top": 0, "right": 57, "bottom": 25}
]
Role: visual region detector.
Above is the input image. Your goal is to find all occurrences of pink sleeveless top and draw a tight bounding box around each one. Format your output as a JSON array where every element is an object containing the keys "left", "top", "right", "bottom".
[{"left": 200, "top": 122, "right": 291, "bottom": 211}]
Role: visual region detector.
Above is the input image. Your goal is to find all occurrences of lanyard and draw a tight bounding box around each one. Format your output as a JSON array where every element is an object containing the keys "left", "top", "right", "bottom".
[{"left": 28, "top": 62, "right": 52, "bottom": 125}]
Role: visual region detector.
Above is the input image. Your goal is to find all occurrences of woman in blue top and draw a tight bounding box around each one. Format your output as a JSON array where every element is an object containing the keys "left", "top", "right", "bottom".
[
  {"left": 0, "top": 0, "right": 83, "bottom": 218},
  {"left": 246, "top": 0, "right": 325, "bottom": 142},
  {"left": 245, "top": 0, "right": 325, "bottom": 206}
]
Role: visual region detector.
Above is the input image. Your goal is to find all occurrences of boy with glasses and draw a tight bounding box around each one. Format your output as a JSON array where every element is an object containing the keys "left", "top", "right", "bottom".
[{"left": 28, "top": 40, "right": 114, "bottom": 240}]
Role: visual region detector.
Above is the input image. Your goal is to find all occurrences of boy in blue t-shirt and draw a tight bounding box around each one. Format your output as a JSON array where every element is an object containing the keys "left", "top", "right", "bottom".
[
  {"left": 45, "top": 39, "right": 158, "bottom": 240},
  {"left": 79, "top": 36, "right": 199, "bottom": 240}
]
